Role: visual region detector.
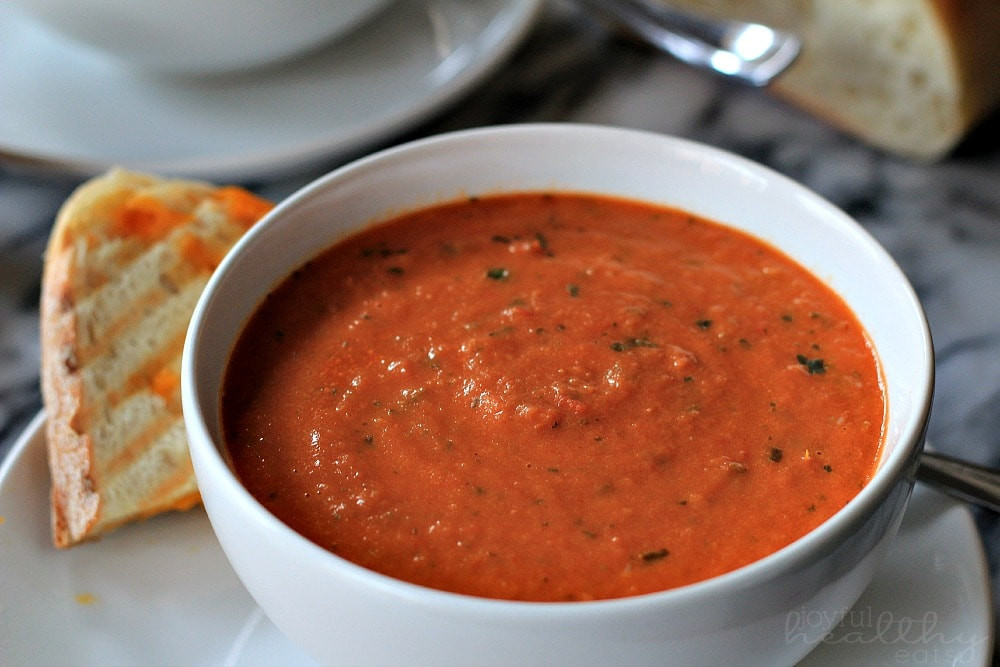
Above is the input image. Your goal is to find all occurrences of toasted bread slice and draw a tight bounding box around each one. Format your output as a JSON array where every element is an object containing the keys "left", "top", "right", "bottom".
[{"left": 40, "top": 168, "right": 272, "bottom": 547}]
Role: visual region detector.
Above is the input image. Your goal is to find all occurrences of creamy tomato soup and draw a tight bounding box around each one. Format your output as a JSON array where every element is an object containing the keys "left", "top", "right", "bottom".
[{"left": 221, "top": 193, "right": 885, "bottom": 602}]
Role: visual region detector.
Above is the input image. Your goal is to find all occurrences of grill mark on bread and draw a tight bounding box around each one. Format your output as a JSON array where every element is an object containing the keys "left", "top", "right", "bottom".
[
  {"left": 136, "top": 451, "right": 200, "bottom": 517},
  {"left": 73, "top": 239, "right": 187, "bottom": 361},
  {"left": 74, "top": 218, "right": 240, "bottom": 365},
  {"left": 77, "top": 281, "right": 204, "bottom": 418},
  {"left": 93, "top": 387, "right": 181, "bottom": 477},
  {"left": 102, "top": 414, "right": 178, "bottom": 479},
  {"left": 101, "top": 420, "right": 197, "bottom": 528}
]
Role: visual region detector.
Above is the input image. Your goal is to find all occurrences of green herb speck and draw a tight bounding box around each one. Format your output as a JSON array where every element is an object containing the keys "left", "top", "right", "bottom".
[
  {"left": 796, "top": 354, "right": 826, "bottom": 374},
  {"left": 610, "top": 337, "right": 658, "bottom": 352},
  {"left": 535, "top": 232, "right": 551, "bottom": 253},
  {"left": 640, "top": 548, "right": 669, "bottom": 562}
]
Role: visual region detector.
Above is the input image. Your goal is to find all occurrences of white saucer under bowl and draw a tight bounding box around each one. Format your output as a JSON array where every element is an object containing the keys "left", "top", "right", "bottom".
[
  {"left": 0, "top": 0, "right": 541, "bottom": 181},
  {"left": 0, "top": 412, "right": 992, "bottom": 665}
]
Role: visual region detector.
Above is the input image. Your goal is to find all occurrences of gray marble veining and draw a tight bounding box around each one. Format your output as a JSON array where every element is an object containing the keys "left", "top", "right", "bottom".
[{"left": 3, "top": 1, "right": 999, "bottom": 658}]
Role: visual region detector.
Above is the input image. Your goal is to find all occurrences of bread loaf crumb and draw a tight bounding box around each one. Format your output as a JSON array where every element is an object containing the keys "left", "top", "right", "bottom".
[{"left": 662, "top": 0, "right": 1000, "bottom": 160}]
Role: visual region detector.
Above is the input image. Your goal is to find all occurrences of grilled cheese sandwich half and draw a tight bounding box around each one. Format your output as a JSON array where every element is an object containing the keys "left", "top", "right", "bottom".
[{"left": 40, "top": 168, "right": 272, "bottom": 547}]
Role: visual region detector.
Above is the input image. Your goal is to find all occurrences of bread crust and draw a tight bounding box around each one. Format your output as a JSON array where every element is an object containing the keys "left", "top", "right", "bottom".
[
  {"left": 40, "top": 169, "right": 271, "bottom": 547},
  {"left": 931, "top": 0, "right": 1000, "bottom": 137}
]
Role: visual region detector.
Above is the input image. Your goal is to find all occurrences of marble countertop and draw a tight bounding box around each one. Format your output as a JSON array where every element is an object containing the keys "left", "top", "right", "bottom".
[{"left": 2, "top": 1, "right": 998, "bottom": 660}]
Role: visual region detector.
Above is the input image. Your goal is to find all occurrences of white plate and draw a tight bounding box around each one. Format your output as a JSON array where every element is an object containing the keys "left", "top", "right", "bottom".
[
  {"left": 0, "top": 0, "right": 540, "bottom": 181},
  {"left": 0, "top": 413, "right": 992, "bottom": 666}
]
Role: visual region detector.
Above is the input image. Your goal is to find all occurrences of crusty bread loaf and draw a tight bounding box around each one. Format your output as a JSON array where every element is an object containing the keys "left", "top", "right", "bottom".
[
  {"left": 663, "top": 0, "right": 1000, "bottom": 160},
  {"left": 40, "top": 168, "right": 272, "bottom": 547}
]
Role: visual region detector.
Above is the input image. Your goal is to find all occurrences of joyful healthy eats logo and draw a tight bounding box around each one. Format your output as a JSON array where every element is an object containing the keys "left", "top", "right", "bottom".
[{"left": 786, "top": 606, "right": 989, "bottom": 664}]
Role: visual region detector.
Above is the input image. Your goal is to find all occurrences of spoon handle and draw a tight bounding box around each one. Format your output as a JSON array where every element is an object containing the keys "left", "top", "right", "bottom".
[
  {"left": 916, "top": 451, "right": 1000, "bottom": 513},
  {"left": 575, "top": 0, "right": 801, "bottom": 87}
]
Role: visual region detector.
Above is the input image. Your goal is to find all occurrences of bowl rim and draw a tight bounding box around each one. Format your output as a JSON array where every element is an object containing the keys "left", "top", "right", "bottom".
[{"left": 182, "top": 122, "right": 934, "bottom": 614}]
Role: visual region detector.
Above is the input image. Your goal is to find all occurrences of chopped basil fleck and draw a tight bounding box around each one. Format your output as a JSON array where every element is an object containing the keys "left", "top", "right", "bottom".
[
  {"left": 487, "top": 267, "right": 509, "bottom": 281},
  {"left": 362, "top": 246, "right": 407, "bottom": 258},
  {"left": 769, "top": 447, "right": 783, "bottom": 462},
  {"left": 640, "top": 548, "right": 669, "bottom": 562},
  {"left": 696, "top": 319, "right": 712, "bottom": 329},
  {"left": 796, "top": 354, "right": 826, "bottom": 374},
  {"left": 567, "top": 283, "right": 580, "bottom": 297},
  {"left": 610, "top": 337, "right": 658, "bottom": 352}
]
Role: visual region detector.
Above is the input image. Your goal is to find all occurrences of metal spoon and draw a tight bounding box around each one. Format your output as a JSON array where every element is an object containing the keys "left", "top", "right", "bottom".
[
  {"left": 575, "top": 0, "right": 801, "bottom": 87},
  {"left": 917, "top": 451, "right": 1000, "bottom": 513}
]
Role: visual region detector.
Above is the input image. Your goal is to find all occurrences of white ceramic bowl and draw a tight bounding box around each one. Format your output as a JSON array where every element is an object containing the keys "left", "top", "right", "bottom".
[
  {"left": 182, "top": 124, "right": 933, "bottom": 666},
  {"left": 7, "top": 0, "right": 389, "bottom": 74}
]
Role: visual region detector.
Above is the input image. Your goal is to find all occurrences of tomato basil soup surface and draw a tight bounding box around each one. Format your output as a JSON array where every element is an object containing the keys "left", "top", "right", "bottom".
[{"left": 221, "top": 193, "right": 885, "bottom": 602}]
